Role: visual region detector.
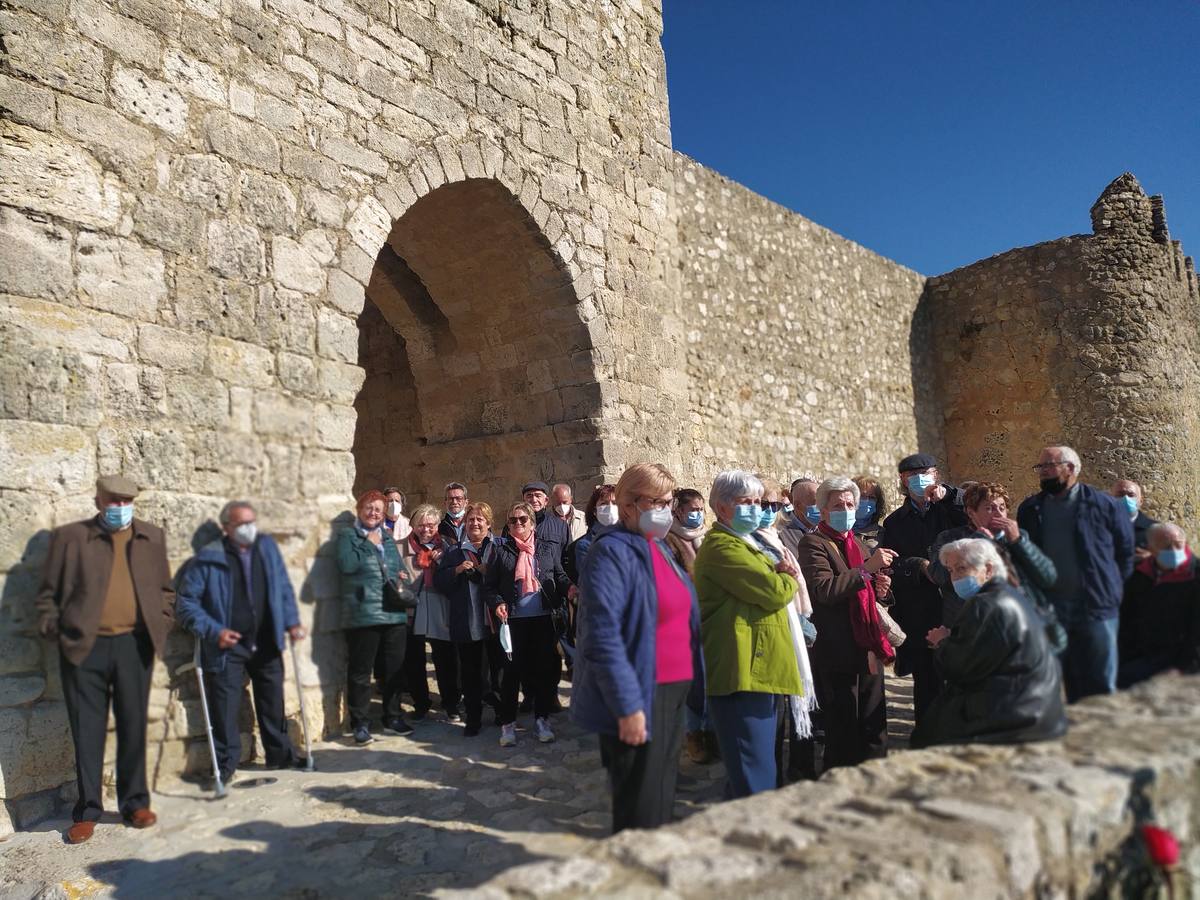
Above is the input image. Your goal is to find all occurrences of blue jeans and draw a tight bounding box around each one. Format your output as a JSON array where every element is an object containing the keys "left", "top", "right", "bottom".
[
  {"left": 1062, "top": 616, "right": 1118, "bottom": 703},
  {"left": 707, "top": 692, "right": 777, "bottom": 798}
]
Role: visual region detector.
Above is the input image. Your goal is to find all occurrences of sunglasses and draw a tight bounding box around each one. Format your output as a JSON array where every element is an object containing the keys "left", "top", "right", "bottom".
[
  {"left": 760, "top": 501, "right": 784, "bottom": 512},
  {"left": 508, "top": 516, "right": 530, "bottom": 525}
]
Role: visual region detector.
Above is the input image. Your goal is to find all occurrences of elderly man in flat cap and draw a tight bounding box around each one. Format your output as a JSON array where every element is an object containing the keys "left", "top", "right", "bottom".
[
  {"left": 878, "top": 453, "right": 968, "bottom": 727},
  {"left": 36, "top": 475, "right": 174, "bottom": 844}
]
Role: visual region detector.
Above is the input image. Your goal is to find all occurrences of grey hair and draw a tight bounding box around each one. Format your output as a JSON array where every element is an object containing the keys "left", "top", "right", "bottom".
[
  {"left": 709, "top": 470, "right": 764, "bottom": 510},
  {"left": 219, "top": 500, "right": 255, "bottom": 526},
  {"left": 1046, "top": 445, "right": 1082, "bottom": 475},
  {"left": 444, "top": 481, "right": 467, "bottom": 495},
  {"left": 1148, "top": 522, "right": 1185, "bottom": 546},
  {"left": 816, "top": 476, "right": 860, "bottom": 509},
  {"left": 938, "top": 538, "right": 1009, "bottom": 582},
  {"left": 551, "top": 482, "right": 572, "bottom": 497}
]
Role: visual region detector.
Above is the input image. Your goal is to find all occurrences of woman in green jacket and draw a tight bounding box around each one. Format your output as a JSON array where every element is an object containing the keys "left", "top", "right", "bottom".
[
  {"left": 338, "top": 489, "right": 411, "bottom": 745},
  {"left": 694, "top": 470, "right": 804, "bottom": 797}
]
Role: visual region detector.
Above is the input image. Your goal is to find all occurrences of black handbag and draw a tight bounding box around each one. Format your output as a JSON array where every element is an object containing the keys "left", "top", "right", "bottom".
[{"left": 377, "top": 541, "right": 418, "bottom": 612}]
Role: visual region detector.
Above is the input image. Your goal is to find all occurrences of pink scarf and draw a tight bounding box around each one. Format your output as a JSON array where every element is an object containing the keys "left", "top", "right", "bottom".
[
  {"left": 818, "top": 522, "right": 894, "bottom": 663},
  {"left": 511, "top": 532, "right": 541, "bottom": 596}
]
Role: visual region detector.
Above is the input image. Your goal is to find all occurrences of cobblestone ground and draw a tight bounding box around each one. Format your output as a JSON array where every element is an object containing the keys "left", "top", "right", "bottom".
[{"left": 0, "top": 676, "right": 914, "bottom": 899}]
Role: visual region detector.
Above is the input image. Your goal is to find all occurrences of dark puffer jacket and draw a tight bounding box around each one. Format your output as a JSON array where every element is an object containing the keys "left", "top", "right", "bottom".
[{"left": 911, "top": 578, "right": 1067, "bottom": 748}]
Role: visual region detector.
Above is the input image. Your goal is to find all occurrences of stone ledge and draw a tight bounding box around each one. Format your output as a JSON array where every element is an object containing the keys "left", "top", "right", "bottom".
[{"left": 468, "top": 674, "right": 1200, "bottom": 898}]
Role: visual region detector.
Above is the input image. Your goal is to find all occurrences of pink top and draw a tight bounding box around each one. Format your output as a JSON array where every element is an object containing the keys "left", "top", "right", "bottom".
[{"left": 650, "top": 540, "right": 693, "bottom": 684}]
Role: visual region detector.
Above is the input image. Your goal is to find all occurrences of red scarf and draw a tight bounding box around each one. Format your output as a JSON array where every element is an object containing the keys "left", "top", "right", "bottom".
[
  {"left": 817, "top": 522, "right": 894, "bottom": 662},
  {"left": 408, "top": 533, "right": 443, "bottom": 587},
  {"left": 1135, "top": 548, "right": 1195, "bottom": 585}
]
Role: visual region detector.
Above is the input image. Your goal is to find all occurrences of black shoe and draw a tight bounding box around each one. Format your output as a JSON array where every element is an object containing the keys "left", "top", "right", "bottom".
[
  {"left": 383, "top": 717, "right": 414, "bottom": 736},
  {"left": 410, "top": 705, "right": 430, "bottom": 720},
  {"left": 445, "top": 709, "right": 462, "bottom": 723},
  {"left": 464, "top": 722, "right": 481, "bottom": 737},
  {"left": 264, "top": 757, "right": 310, "bottom": 771},
  {"left": 353, "top": 725, "right": 374, "bottom": 745}
]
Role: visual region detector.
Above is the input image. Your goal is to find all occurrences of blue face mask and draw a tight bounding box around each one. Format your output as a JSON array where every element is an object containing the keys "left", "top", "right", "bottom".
[
  {"left": 828, "top": 508, "right": 854, "bottom": 533},
  {"left": 952, "top": 575, "right": 983, "bottom": 599},
  {"left": 103, "top": 504, "right": 133, "bottom": 530},
  {"left": 730, "top": 504, "right": 761, "bottom": 535},
  {"left": 907, "top": 473, "right": 936, "bottom": 497},
  {"left": 758, "top": 508, "right": 777, "bottom": 529},
  {"left": 856, "top": 499, "right": 877, "bottom": 526},
  {"left": 804, "top": 505, "right": 821, "bottom": 524},
  {"left": 1157, "top": 547, "right": 1187, "bottom": 570},
  {"left": 684, "top": 510, "right": 704, "bottom": 529},
  {"left": 783, "top": 503, "right": 794, "bottom": 515},
  {"left": 1121, "top": 495, "right": 1138, "bottom": 518}
]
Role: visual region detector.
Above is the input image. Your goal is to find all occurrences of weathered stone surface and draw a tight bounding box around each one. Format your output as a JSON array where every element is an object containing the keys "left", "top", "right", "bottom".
[
  {"left": 111, "top": 66, "right": 190, "bottom": 136},
  {"left": 76, "top": 233, "right": 166, "bottom": 319},
  {"left": 272, "top": 236, "right": 326, "bottom": 293},
  {"left": 209, "top": 336, "right": 275, "bottom": 388},
  {"left": 204, "top": 110, "right": 281, "bottom": 172},
  {"left": 0, "top": 208, "right": 73, "bottom": 301},
  {"left": 0, "top": 72, "right": 56, "bottom": 131},
  {"left": 0, "top": 422, "right": 95, "bottom": 493},
  {"left": 0, "top": 122, "right": 122, "bottom": 228},
  {"left": 170, "top": 153, "right": 235, "bottom": 211},
  {"left": 207, "top": 219, "right": 265, "bottom": 279},
  {"left": 3, "top": 15, "right": 107, "bottom": 102},
  {"left": 238, "top": 172, "right": 297, "bottom": 232}
]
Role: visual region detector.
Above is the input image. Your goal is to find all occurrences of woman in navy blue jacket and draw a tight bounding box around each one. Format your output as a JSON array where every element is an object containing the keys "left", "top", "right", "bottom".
[{"left": 572, "top": 463, "right": 703, "bottom": 833}]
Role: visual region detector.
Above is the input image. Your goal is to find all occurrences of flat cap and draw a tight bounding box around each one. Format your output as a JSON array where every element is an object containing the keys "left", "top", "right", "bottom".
[
  {"left": 97, "top": 474, "right": 140, "bottom": 498},
  {"left": 897, "top": 453, "right": 938, "bottom": 473},
  {"left": 521, "top": 481, "right": 550, "bottom": 495}
]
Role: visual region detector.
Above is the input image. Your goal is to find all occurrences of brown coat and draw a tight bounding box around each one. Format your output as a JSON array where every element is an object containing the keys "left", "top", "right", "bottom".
[
  {"left": 37, "top": 517, "right": 175, "bottom": 664},
  {"left": 795, "top": 531, "right": 874, "bottom": 673}
]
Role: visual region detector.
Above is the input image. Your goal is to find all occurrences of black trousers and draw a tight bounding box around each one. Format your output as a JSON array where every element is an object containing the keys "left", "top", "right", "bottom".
[
  {"left": 814, "top": 667, "right": 888, "bottom": 771},
  {"left": 403, "top": 628, "right": 431, "bottom": 712},
  {"left": 498, "top": 615, "right": 559, "bottom": 723},
  {"left": 346, "top": 623, "right": 407, "bottom": 727},
  {"left": 205, "top": 642, "right": 296, "bottom": 779},
  {"left": 429, "top": 639, "right": 486, "bottom": 724},
  {"left": 598, "top": 680, "right": 690, "bottom": 833},
  {"left": 910, "top": 650, "right": 944, "bottom": 726},
  {"left": 60, "top": 631, "right": 154, "bottom": 822},
  {"left": 483, "top": 632, "right": 505, "bottom": 704}
]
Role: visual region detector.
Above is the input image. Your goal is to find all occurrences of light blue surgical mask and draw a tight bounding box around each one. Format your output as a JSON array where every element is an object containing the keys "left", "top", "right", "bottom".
[
  {"left": 758, "top": 507, "right": 777, "bottom": 529},
  {"left": 1157, "top": 547, "right": 1187, "bottom": 570},
  {"left": 730, "top": 504, "right": 761, "bottom": 535},
  {"left": 952, "top": 575, "right": 983, "bottom": 599},
  {"left": 639, "top": 507, "right": 673, "bottom": 540},
  {"left": 804, "top": 505, "right": 821, "bottom": 524},
  {"left": 1121, "top": 495, "right": 1138, "bottom": 519},
  {"left": 103, "top": 504, "right": 133, "bottom": 530},
  {"left": 684, "top": 510, "right": 704, "bottom": 529},
  {"left": 448, "top": 508, "right": 466, "bottom": 521},
  {"left": 856, "top": 499, "right": 877, "bottom": 526},
  {"left": 828, "top": 508, "right": 854, "bottom": 533},
  {"left": 907, "top": 473, "right": 936, "bottom": 497}
]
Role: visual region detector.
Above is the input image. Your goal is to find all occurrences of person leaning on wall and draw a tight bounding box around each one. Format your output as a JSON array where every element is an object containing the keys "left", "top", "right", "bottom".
[{"left": 36, "top": 475, "right": 175, "bottom": 845}]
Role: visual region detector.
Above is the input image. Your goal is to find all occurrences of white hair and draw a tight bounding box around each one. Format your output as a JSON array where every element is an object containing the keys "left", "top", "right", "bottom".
[
  {"left": 939, "top": 538, "right": 1009, "bottom": 582},
  {"left": 1046, "top": 445, "right": 1082, "bottom": 474},
  {"left": 709, "top": 470, "right": 763, "bottom": 510},
  {"left": 816, "top": 476, "right": 860, "bottom": 510},
  {"left": 1148, "top": 522, "right": 1185, "bottom": 546}
]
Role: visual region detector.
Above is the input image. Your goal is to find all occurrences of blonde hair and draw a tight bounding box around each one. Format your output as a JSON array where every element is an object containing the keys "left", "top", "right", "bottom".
[
  {"left": 506, "top": 501, "right": 535, "bottom": 525},
  {"left": 409, "top": 503, "right": 440, "bottom": 527},
  {"left": 465, "top": 501, "right": 493, "bottom": 524},
  {"left": 756, "top": 476, "right": 784, "bottom": 499},
  {"left": 615, "top": 463, "right": 677, "bottom": 508}
]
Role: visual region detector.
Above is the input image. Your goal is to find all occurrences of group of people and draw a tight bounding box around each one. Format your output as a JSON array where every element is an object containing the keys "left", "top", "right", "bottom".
[{"left": 33, "top": 444, "right": 1199, "bottom": 843}]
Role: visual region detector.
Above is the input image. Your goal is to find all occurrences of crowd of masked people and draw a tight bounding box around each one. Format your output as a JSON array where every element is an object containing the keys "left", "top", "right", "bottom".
[{"left": 34, "top": 445, "right": 1199, "bottom": 843}]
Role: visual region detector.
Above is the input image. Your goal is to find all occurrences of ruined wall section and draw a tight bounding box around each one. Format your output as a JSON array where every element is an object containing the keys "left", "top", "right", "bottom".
[
  {"left": 927, "top": 174, "right": 1200, "bottom": 527},
  {"left": 0, "top": 0, "right": 680, "bottom": 829},
  {"left": 673, "top": 155, "right": 931, "bottom": 488}
]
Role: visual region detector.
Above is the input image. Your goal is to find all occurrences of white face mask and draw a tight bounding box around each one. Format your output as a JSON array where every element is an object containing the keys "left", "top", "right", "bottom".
[
  {"left": 596, "top": 504, "right": 619, "bottom": 526},
  {"left": 386, "top": 501, "right": 402, "bottom": 518},
  {"left": 232, "top": 522, "right": 258, "bottom": 546},
  {"left": 555, "top": 503, "right": 571, "bottom": 516}
]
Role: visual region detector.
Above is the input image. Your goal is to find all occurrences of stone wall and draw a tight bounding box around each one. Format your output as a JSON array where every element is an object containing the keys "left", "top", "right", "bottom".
[
  {"left": 927, "top": 174, "right": 1200, "bottom": 529},
  {"left": 471, "top": 673, "right": 1200, "bottom": 898},
  {"left": 0, "top": 0, "right": 686, "bottom": 830},
  {"left": 673, "top": 155, "right": 934, "bottom": 491}
]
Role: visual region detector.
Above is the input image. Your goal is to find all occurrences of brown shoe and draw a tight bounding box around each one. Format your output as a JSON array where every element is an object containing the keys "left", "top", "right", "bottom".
[
  {"left": 125, "top": 808, "right": 157, "bottom": 829},
  {"left": 684, "top": 730, "right": 710, "bottom": 764},
  {"left": 66, "top": 821, "right": 95, "bottom": 844}
]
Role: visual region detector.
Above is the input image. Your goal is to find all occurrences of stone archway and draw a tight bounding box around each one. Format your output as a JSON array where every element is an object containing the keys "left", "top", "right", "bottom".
[{"left": 351, "top": 177, "right": 606, "bottom": 508}]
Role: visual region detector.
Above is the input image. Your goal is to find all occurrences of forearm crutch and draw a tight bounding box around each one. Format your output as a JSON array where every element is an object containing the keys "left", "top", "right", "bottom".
[
  {"left": 190, "top": 636, "right": 227, "bottom": 799},
  {"left": 289, "top": 636, "right": 316, "bottom": 771}
]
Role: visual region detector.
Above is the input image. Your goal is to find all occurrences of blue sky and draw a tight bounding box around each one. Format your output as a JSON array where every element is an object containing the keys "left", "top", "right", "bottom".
[{"left": 661, "top": 1, "right": 1199, "bottom": 275}]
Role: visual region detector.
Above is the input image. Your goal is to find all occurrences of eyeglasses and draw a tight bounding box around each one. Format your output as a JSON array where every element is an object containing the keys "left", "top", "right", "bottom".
[
  {"left": 760, "top": 501, "right": 784, "bottom": 512},
  {"left": 636, "top": 496, "right": 671, "bottom": 511},
  {"left": 507, "top": 516, "right": 530, "bottom": 525},
  {"left": 1031, "top": 461, "right": 1066, "bottom": 472}
]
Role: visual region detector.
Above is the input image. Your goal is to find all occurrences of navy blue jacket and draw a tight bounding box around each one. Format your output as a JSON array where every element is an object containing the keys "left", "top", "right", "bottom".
[
  {"left": 176, "top": 535, "right": 301, "bottom": 672},
  {"left": 1017, "top": 483, "right": 1135, "bottom": 620},
  {"left": 571, "top": 526, "right": 703, "bottom": 741}
]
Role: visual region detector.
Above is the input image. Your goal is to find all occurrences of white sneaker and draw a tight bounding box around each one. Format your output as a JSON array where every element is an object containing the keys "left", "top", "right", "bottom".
[
  {"left": 499, "top": 723, "right": 517, "bottom": 747},
  {"left": 534, "top": 716, "right": 555, "bottom": 744}
]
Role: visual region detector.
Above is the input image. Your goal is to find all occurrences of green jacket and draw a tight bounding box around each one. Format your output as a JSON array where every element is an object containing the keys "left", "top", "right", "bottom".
[
  {"left": 336, "top": 526, "right": 407, "bottom": 629},
  {"left": 693, "top": 526, "right": 803, "bottom": 696}
]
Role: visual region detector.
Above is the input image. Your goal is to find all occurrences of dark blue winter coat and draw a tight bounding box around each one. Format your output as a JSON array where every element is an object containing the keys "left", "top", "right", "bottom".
[
  {"left": 1017, "top": 483, "right": 1135, "bottom": 620},
  {"left": 176, "top": 535, "right": 301, "bottom": 672},
  {"left": 571, "top": 526, "right": 703, "bottom": 741}
]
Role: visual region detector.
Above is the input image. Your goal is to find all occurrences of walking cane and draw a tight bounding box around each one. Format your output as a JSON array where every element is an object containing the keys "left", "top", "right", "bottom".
[
  {"left": 289, "top": 636, "right": 316, "bottom": 771},
  {"left": 191, "top": 636, "right": 228, "bottom": 799}
]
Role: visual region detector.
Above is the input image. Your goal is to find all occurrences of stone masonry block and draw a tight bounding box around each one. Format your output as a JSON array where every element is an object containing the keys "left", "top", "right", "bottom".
[
  {"left": 272, "top": 236, "right": 327, "bottom": 294},
  {"left": 0, "top": 421, "right": 95, "bottom": 493},
  {"left": 253, "top": 390, "right": 313, "bottom": 439},
  {"left": 138, "top": 324, "right": 207, "bottom": 371},
  {"left": 205, "top": 110, "right": 281, "bottom": 172},
  {"left": 0, "top": 122, "right": 122, "bottom": 229},
  {"left": 170, "top": 153, "right": 234, "bottom": 211},
  {"left": 1, "top": 296, "right": 135, "bottom": 362},
  {"left": 72, "top": 0, "right": 162, "bottom": 69},
  {"left": 325, "top": 267, "right": 366, "bottom": 316},
  {"left": 0, "top": 71, "right": 56, "bottom": 131},
  {"left": 0, "top": 208, "right": 73, "bottom": 301},
  {"left": 238, "top": 171, "right": 298, "bottom": 232},
  {"left": 133, "top": 193, "right": 206, "bottom": 255},
  {"left": 316, "top": 307, "right": 358, "bottom": 362},
  {"left": 207, "top": 219, "right": 265, "bottom": 279},
  {"left": 76, "top": 233, "right": 167, "bottom": 320},
  {"left": 4, "top": 14, "right": 107, "bottom": 103},
  {"left": 300, "top": 448, "right": 353, "bottom": 496},
  {"left": 163, "top": 48, "right": 226, "bottom": 103},
  {"left": 314, "top": 403, "right": 356, "bottom": 450},
  {"left": 209, "top": 336, "right": 275, "bottom": 388},
  {"left": 111, "top": 66, "right": 190, "bottom": 136},
  {"left": 346, "top": 196, "right": 391, "bottom": 255}
]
